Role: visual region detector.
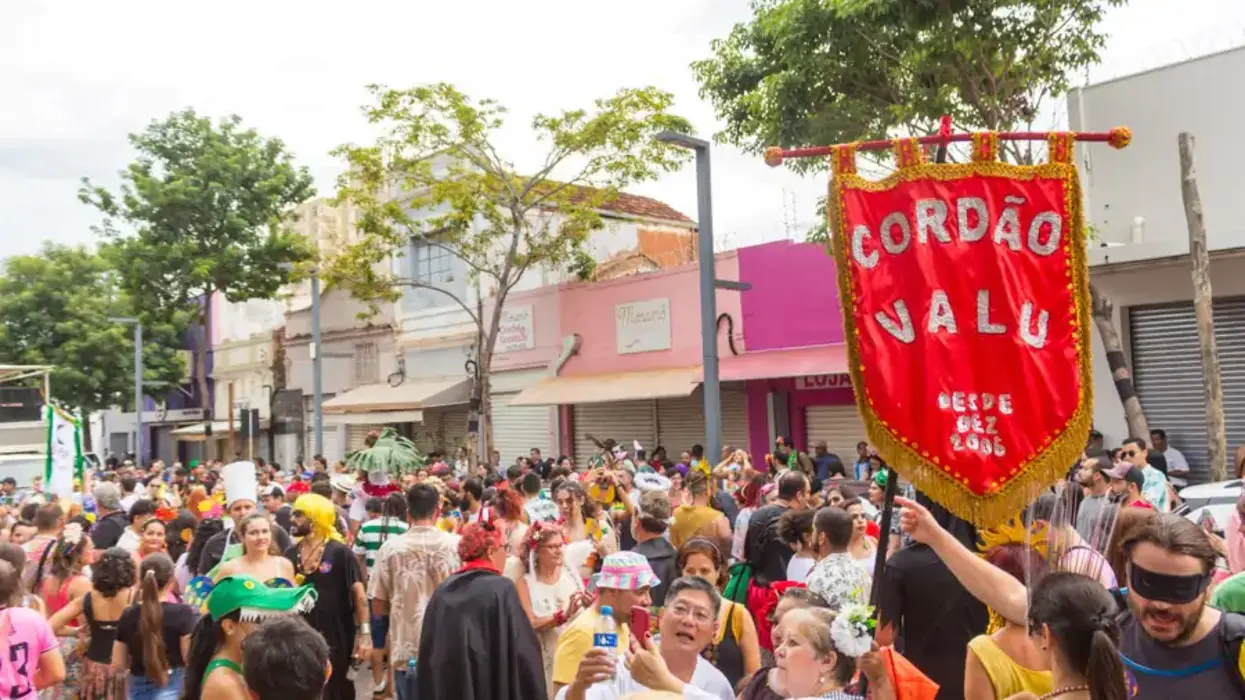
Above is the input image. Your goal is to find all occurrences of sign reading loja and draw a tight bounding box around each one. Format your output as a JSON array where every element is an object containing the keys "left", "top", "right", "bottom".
[{"left": 829, "top": 138, "right": 1092, "bottom": 527}]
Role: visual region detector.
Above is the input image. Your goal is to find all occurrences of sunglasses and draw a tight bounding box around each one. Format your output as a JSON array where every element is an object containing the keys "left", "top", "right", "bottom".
[{"left": 1120, "top": 450, "right": 1138, "bottom": 458}]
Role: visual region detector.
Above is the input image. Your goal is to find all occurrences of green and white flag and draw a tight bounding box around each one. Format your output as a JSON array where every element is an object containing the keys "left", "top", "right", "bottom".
[{"left": 45, "top": 404, "right": 83, "bottom": 498}]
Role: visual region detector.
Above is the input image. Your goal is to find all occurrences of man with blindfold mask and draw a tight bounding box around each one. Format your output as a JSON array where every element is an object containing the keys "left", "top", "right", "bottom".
[
  {"left": 896, "top": 499, "right": 1245, "bottom": 699},
  {"left": 1117, "top": 514, "right": 1245, "bottom": 698}
]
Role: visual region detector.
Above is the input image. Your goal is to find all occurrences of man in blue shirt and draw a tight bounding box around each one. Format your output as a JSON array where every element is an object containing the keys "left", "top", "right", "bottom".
[
  {"left": 812, "top": 441, "right": 846, "bottom": 480},
  {"left": 853, "top": 442, "right": 873, "bottom": 480}
]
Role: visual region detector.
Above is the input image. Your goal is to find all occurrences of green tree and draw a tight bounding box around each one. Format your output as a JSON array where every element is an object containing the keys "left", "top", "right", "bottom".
[
  {"left": 0, "top": 244, "right": 188, "bottom": 450},
  {"left": 693, "top": 0, "right": 1122, "bottom": 168},
  {"left": 695, "top": 0, "right": 1145, "bottom": 437},
  {"left": 80, "top": 109, "right": 316, "bottom": 450},
  {"left": 326, "top": 83, "right": 693, "bottom": 458}
]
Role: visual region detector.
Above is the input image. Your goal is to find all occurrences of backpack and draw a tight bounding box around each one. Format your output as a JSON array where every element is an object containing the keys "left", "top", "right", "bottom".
[{"left": 1219, "top": 610, "right": 1245, "bottom": 695}]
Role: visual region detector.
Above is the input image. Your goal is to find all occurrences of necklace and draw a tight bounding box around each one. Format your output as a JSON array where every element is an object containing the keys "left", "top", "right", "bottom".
[
  {"left": 296, "top": 538, "right": 326, "bottom": 581},
  {"left": 1039, "top": 685, "right": 1090, "bottom": 699}
]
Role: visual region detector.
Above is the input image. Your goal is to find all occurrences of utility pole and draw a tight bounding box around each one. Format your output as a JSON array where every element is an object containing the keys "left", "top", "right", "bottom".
[
  {"left": 278, "top": 262, "right": 323, "bottom": 458},
  {"left": 311, "top": 268, "right": 324, "bottom": 457},
  {"left": 111, "top": 317, "right": 144, "bottom": 465},
  {"left": 654, "top": 132, "right": 753, "bottom": 462},
  {"left": 1179, "top": 132, "right": 1227, "bottom": 481}
]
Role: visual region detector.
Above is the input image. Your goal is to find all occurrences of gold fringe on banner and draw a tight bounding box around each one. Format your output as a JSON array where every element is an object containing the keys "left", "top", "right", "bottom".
[
  {"left": 971, "top": 132, "right": 1000, "bottom": 162},
  {"left": 827, "top": 140, "right": 1093, "bottom": 529}
]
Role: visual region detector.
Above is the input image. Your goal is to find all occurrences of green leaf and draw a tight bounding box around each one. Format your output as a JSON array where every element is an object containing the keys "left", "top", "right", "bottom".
[
  {"left": 693, "top": 0, "right": 1125, "bottom": 174},
  {"left": 344, "top": 427, "right": 425, "bottom": 474}
]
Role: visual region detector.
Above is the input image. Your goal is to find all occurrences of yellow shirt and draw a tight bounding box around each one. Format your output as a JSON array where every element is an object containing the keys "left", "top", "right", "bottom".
[
  {"left": 551, "top": 606, "right": 630, "bottom": 686},
  {"left": 669, "top": 505, "right": 722, "bottom": 550},
  {"left": 967, "top": 634, "right": 1053, "bottom": 698}
]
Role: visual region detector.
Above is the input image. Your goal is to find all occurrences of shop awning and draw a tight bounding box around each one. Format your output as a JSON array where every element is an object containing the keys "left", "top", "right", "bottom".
[
  {"left": 171, "top": 420, "right": 270, "bottom": 442},
  {"left": 321, "top": 378, "right": 470, "bottom": 414},
  {"left": 324, "top": 410, "right": 424, "bottom": 426},
  {"left": 718, "top": 344, "right": 848, "bottom": 382},
  {"left": 509, "top": 366, "right": 701, "bottom": 406}
]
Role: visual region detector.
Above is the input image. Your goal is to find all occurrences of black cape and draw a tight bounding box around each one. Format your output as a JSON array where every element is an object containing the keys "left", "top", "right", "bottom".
[{"left": 416, "top": 567, "right": 546, "bottom": 700}]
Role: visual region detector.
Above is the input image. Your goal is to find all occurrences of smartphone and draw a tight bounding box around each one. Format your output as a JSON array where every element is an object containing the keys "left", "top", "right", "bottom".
[{"left": 629, "top": 605, "right": 651, "bottom": 640}]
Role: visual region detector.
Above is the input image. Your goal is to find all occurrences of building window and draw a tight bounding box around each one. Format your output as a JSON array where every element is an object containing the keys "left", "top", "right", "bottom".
[
  {"left": 354, "top": 343, "right": 379, "bottom": 384},
  {"left": 412, "top": 241, "right": 453, "bottom": 285}
]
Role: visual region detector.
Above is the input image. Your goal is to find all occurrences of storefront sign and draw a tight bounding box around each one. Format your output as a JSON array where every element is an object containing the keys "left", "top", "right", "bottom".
[
  {"left": 828, "top": 133, "right": 1091, "bottom": 526},
  {"left": 140, "top": 408, "right": 206, "bottom": 423},
  {"left": 616, "top": 298, "right": 671, "bottom": 354},
  {"left": 496, "top": 305, "right": 535, "bottom": 353},
  {"left": 795, "top": 374, "right": 852, "bottom": 391}
]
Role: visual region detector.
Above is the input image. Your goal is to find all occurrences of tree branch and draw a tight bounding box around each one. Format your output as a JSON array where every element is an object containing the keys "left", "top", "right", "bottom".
[{"left": 392, "top": 279, "right": 482, "bottom": 328}]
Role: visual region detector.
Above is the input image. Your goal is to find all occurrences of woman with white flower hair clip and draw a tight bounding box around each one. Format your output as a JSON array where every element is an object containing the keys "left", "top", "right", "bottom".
[
  {"left": 772, "top": 607, "right": 894, "bottom": 700},
  {"left": 514, "top": 521, "right": 590, "bottom": 698}
]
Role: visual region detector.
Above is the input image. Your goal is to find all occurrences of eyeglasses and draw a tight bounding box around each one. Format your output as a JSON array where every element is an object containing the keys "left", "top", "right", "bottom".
[
  {"left": 1120, "top": 450, "right": 1138, "bottom": 458},
  {"left": 667, "top": 602, "right": 714, "bottom": 626}
]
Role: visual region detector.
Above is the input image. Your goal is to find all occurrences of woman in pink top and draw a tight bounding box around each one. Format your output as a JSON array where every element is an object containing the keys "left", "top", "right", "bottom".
[
  {"left": 0, "top": 559, "right": 66, "bottom": 698},
  {"left": 39, "top": 522, "right": 92, "bottom": 699}
]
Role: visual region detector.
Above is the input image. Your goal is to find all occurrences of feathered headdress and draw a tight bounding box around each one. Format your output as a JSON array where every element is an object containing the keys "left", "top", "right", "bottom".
[
  {"left": 345, "top": 427, "right": 425, "bottom": 475},
  {"left": 976, "top": 516, "right": 1049, "bottom": 633}
]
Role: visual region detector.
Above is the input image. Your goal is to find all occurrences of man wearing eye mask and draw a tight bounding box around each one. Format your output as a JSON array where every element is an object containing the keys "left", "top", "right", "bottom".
[
  {"left": 895, "top": 499, "right": 1245, "bottom": 700},
  {"left": 1117, "top": 515, "right": 1244, "bottom": 697}
]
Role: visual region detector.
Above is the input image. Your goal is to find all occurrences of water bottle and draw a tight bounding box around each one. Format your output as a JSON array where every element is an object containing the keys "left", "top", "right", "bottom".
[{"left": 593, "top": 605, "right": 620, "bottom": 661}]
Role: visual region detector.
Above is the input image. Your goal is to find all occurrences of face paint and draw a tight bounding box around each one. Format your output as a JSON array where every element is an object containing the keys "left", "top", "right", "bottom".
[{"left": 1129, "top": 562, "right": 1211, "bottom": 604}]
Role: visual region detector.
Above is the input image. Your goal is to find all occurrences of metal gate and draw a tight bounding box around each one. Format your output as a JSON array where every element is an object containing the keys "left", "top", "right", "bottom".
[
  {"left": 305, "top": 424, "right": 345, "bottom": 464},
  {"left": 804, "top": 404, "right": 867, "bottom": 463},
  {"left": 491, "top": 393, "right": 552, "bottom": 465},
  {"left": 348, "top": 425, "right": 385, "bottom": 454},
  {"left": 1130, "top": 298, "right": 1245, "bottom": 483},
  {"left": 573, "top": 401, "right": 657, "bottom": 466},
  {"left": 653, "top": 387, "right": 749, "bottom": 460}
]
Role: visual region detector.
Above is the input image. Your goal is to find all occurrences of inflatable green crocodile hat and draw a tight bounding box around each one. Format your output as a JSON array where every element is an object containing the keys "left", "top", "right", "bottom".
[{"left": 205, "top": 575, "right": 318, "bottom": 622}]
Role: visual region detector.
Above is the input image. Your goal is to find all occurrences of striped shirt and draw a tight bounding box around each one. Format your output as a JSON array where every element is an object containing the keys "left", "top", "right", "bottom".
[{"left": 353, "top": 517, "right": 410, "bottom": 575}]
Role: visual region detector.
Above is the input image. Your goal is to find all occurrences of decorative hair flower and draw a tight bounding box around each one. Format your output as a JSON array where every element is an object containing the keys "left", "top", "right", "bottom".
[
  {"left": 830, "top": 603, "right": 876, "bottom": 658},
  {"left": 62, "top": 522, "right": 84, "bottom": 547}
]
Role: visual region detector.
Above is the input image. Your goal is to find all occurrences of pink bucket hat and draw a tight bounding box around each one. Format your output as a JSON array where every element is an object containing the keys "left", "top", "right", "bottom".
[{"left": 592, "top": 552, "right": 660, "bottom": 592}]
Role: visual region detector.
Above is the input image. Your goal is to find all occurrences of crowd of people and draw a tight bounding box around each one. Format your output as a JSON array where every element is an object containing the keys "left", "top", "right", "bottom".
[{"left": 0, "top": 427, "right": 1242, "bottom": 700}]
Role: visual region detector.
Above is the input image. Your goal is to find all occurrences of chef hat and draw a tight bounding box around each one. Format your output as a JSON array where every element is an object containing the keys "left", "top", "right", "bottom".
[{"left": 221, "top": 460, "right": 258, "bottom": 509}]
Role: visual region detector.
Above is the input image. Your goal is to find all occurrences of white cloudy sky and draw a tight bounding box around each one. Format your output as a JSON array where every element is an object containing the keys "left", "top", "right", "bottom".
[{"left": 3, "top": 0, "right": 1244, "bottom": 258}]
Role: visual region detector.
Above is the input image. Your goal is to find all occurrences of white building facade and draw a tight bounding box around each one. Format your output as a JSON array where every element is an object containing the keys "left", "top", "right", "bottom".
[
  {"left": 1071, "top": 46, "right": 1245, "bottom": 481},
  {"left": 321, "top": 183, "right": 698, "bottom": 464}
]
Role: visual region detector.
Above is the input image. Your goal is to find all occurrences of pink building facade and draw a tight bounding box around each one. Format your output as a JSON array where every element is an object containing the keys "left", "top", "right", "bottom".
[
  {"left": 503, "top": 239, "right": 859, "bottom": 466},
  {"left": 734, "top": 240, "right": 857, "bottom": 462}
]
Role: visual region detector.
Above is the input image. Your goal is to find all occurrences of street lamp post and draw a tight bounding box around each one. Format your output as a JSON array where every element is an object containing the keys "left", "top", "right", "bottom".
[
  {"left": 110, "top": 317, "right": 143, "bottom": 465},
  {"left": 656, "top": 131, "right": 724, "bottom": 462},
  {"left": 280, "top": 263, "right": 323, "bottom": 457}
]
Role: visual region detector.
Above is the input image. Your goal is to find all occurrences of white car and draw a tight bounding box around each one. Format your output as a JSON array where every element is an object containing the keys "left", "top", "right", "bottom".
[{"left": 1175, "top": 480, "right": 1242, "bottom": 535}]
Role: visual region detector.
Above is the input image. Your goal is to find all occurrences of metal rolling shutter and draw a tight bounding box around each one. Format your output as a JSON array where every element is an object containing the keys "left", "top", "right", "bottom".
[
  {"left": 657, "top": 392, "right": 706, "bottom": 458},
  {"left": 1130, "top": 298, "right": 1245, "bottom": 483},
  {"left": 438, "top": 406, "right": 471, "bottom": 455},
  {"left": 347, "top": 425, "right": 386, "bottom": 454},
  {"left": 721, "top": 386, "right": 750, "bottom": 455},
  {"left": 492, "top": 393, "right": 553, "bottom": 465},
  {"left": 805, "top": 404, "right": 867, "bottom": 461},
  {"left": 574, "top": 401, "right": 656, "bottom": 465},
  {"left": 320, "top": 426, "right": 344, "bottom": 464},
  {"left": 654, "top": 387, "right": 749, "bottom": 459}
]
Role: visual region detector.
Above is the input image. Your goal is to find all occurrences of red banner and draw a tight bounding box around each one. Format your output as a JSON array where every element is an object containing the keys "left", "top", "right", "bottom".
[{"left": 830, "top": 134, "right": 1091, "bottom": 527}]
